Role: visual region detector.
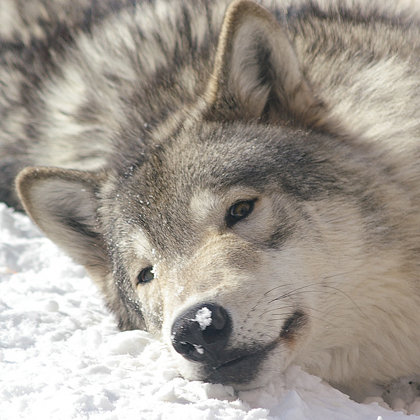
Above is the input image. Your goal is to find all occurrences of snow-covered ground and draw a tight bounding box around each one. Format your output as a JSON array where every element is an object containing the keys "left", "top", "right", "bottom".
[{"left": 1, "top": 202, "right": 420, "bottom": 420}]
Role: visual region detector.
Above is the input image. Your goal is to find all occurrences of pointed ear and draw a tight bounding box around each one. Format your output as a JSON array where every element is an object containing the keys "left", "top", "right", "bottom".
[
  {"left": 16, "top": 167, "right": 110, "bottom": 281},
  {"left": 204, "top": 0, "right": 327, "bottom": 126}
]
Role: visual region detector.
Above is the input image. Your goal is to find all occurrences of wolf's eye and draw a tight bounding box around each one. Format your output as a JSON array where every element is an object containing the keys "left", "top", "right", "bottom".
[
  {"left": 137, "top": 266, "right": 154, "bottom": 285},
  {"left": 226, "top": 200, "right": 255, "bottom": 227}
]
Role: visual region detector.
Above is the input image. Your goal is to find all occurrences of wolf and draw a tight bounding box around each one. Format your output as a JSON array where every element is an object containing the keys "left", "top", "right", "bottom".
[{"left": 2, "top": 0, "right": 420, "bottom": 400}]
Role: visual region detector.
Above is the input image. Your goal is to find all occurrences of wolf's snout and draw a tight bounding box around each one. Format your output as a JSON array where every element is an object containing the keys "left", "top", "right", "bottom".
[{"left": 171, "top": 303, "right": 232, "bottom": 365}]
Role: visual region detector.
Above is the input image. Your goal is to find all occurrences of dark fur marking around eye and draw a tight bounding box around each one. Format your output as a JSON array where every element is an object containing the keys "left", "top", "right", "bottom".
[{"left": 280, "top": 310, "right": 308, "bottom": 342}]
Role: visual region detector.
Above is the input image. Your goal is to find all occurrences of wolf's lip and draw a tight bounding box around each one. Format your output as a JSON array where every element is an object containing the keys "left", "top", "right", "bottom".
[
  {"left": 213, "top": 339, "right": 279, "bottom": 372},
  {"left": 215, "top": 354, "right": 251, "bottom": 370}
]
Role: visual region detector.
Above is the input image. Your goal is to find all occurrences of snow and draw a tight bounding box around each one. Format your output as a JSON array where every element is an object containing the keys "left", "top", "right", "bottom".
[
  {"left": 193, "top": 307, "right": 212, "bottom": 331},
  {"left": 1, "top": 202, "right": 420, "bottom": 420}
]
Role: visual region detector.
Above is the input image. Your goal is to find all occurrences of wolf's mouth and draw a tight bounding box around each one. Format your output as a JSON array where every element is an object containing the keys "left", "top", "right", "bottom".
[
  {"left": 202, "top": 340, "right": 278, "bottom": 385},
  {"left": 215, "top": 353, "right": 253, "bottom": 370}
]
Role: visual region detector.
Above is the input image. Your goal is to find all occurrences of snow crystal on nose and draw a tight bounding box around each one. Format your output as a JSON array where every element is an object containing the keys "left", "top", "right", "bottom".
[{"left": 192, "top": 307, "right": 212, "bottom": 330}]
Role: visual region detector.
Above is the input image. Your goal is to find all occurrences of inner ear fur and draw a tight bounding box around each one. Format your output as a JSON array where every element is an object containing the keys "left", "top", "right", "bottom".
[
  {"left": 204, "top": 0, "right": 327, "bottom": 127},
  {"left": 16, "top": 167, "right": 109, "bottom": 281}
]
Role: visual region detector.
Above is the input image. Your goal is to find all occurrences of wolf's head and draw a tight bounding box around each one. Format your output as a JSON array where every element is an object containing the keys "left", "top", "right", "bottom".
[{"left": 15, "top": 0, "right": 389, "bottom": 390}]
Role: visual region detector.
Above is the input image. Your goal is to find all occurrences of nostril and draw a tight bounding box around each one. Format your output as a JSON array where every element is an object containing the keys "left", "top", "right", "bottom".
[
  {"left": 207, "top": 304, "right": 228, "bottom": 330},
  {"left": 179, "top": 341, "right": 201, "bottom": 358}
]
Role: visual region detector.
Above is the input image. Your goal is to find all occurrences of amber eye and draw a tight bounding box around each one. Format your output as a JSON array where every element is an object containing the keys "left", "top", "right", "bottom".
[
  {"left": 226, "top": 200, "right": 255, "bottom": 227},
  {"left": 137, "top": 266, "right": 154, "bottom": 285}
]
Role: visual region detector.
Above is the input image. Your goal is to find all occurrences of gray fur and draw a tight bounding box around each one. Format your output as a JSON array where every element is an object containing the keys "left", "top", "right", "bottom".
[{"left": 2, "top": 0, "right": 420, "bottom": 399}]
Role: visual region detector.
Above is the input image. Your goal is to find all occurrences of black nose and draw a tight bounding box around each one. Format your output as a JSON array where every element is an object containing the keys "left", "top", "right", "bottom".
[{"left": 171, "top": 303, "right": 232, "bottom": 365}]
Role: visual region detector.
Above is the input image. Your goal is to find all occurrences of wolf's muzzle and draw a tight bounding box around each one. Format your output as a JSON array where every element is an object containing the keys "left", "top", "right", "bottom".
[
  {"left": 171, "top": 303, "right": 232, "bottom": 365},
  {"left": 171, "top": 302, "right": 278, "bottom": 385}
]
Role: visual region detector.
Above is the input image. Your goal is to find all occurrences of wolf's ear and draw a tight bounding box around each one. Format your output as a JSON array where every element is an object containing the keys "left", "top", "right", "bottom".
[
  {"left": 204, "top": 0, "right": 326, "bottom": 126},
  {"left": 16, "top": 167, "right": 109, "bottom": 281}
]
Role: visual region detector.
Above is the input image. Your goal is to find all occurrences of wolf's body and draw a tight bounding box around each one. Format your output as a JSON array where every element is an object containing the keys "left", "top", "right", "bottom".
[{"left": 2, "top": 0, "right": 420, "bottom": 399}]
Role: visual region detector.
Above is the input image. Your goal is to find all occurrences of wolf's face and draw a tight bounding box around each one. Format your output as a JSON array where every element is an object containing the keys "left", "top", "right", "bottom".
[{"left": 99, "top": 121, "right": 332, "bottom": 387}]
